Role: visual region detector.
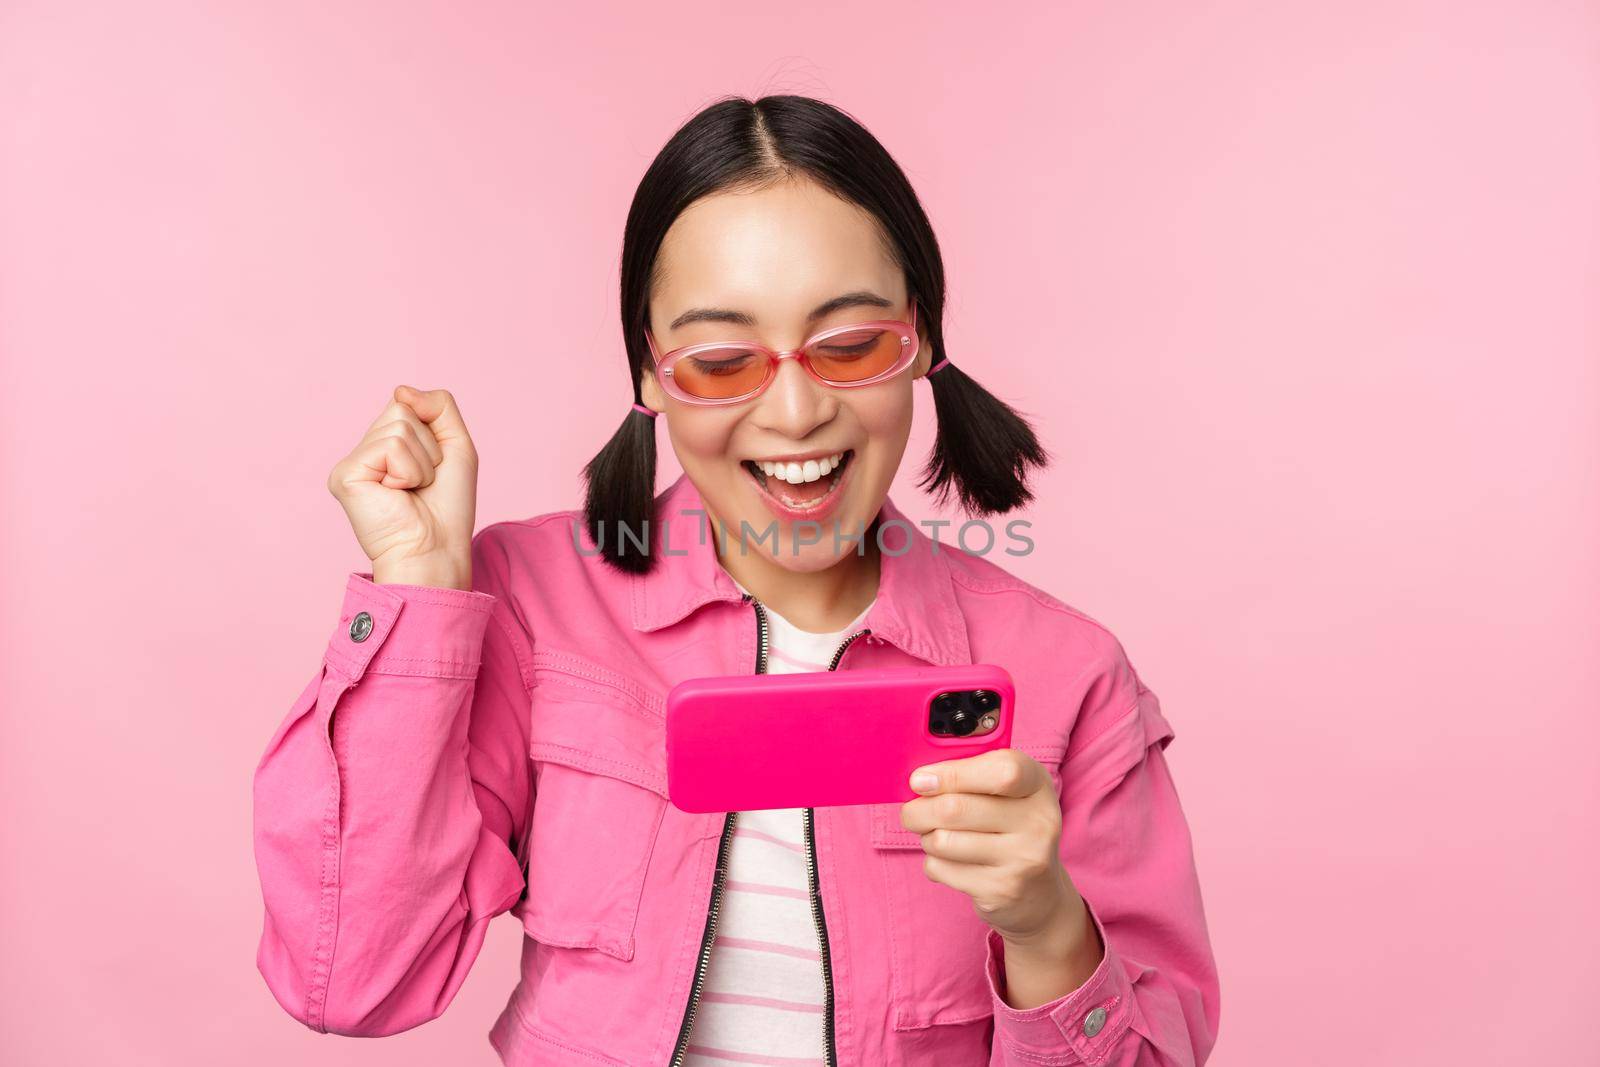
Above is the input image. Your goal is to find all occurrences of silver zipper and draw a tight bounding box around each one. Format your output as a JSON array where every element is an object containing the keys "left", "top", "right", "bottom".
[{"left": 667, "top": 592, "right": 871, "bottom": 1067}]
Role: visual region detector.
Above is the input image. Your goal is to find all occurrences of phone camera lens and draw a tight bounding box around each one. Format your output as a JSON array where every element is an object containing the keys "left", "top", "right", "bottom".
[{"left": 930, "top": 691, "right": 982, "bottom": 737}]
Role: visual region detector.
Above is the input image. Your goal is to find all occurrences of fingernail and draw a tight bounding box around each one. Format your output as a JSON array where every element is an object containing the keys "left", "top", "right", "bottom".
[{"left": 910, "top": 771, "right": 938, "bottom": 793}]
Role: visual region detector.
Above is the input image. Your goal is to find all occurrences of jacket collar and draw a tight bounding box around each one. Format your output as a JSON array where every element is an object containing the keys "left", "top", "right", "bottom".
[{"left": 629, "top": 471, "right": 972, "bottom": 666}]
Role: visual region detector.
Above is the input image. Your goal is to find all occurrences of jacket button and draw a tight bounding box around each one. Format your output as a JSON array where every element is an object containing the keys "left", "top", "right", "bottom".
[
  {"left": 349, "top": 611, "right": 374, "bottom": 642},
  {"left": 1082, "top": 1005, "right": 1108, "bottom": 1037}
]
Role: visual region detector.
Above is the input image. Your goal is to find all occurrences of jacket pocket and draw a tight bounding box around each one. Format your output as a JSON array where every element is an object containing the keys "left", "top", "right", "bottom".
[
  {"left": 867, "top": 743, "right": 1065, "bottom": 1030},
  {"left": 521, "top": 658, "right": 668, "bottom": 962}
]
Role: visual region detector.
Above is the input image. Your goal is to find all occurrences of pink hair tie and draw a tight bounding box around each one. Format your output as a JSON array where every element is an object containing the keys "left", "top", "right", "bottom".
[
  {"left": 631, "top": 402, "right": 658, "bottom": 419},
  {"left": 926, "top": 356, "right": 951, "bottom": 377}
]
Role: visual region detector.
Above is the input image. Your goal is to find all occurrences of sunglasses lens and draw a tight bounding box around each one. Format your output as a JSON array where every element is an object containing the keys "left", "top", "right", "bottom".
[
  {"left": 669, "top": 346, "right": 772, "bottom": 400},
  {"left": 805, "top": 327, "right": 909, "bottom": 383}
]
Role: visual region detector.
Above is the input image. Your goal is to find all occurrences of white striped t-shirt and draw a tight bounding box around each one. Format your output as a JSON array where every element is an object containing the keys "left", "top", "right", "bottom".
[{"left": 681, "top": 585, "right": 875, "bottom": 1067}]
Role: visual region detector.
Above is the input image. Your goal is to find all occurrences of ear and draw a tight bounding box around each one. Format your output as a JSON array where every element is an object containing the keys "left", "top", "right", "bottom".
[
  {"left": 913, "top": 321, "right": 935, "bottom": 379},
  {"left": 639, "top": 364, "right": 666, "bottom": 413}
]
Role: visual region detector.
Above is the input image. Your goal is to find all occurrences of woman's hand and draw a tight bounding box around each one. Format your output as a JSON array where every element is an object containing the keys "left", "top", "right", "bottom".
[
  {"left": 899, "top": 747, "right": 1104, "bottom": 1001},
  {"left": 326, "top": 385, "right": 480, "bottom": 590}
]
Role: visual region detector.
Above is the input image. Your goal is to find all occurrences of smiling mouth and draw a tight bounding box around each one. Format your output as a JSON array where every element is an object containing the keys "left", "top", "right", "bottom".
[{"left": 741, "top": 449, "right": 854, "bottom": 510}]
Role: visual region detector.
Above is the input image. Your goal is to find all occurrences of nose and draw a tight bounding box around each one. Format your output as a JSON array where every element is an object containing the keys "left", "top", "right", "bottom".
[{"left": 752, "top": 354, "right": 835, "bottom": 440}]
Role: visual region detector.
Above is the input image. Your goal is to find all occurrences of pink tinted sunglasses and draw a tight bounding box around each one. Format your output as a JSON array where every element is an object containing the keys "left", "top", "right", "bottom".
[{"left": 645, "top": 303, "right": 921, "bottom": 405}]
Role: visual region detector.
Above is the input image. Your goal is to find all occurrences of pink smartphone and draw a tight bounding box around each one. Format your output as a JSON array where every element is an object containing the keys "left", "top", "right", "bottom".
[{"left": 665, "top": 664, "right": 1015, "bottom": 813}]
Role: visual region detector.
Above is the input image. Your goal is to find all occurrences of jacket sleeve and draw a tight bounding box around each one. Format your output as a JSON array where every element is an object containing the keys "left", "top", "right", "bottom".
[
  {"left": 985, "top": 639, "right": 1221, "bottom": 1066},
  {"left": 251, "top": 526, "right": 535, "bottom": 1036}
]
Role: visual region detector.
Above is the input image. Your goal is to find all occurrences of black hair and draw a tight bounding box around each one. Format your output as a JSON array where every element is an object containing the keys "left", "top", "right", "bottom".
[{"left": 582, "top": 94, "right": 1050, "bottom": 574}]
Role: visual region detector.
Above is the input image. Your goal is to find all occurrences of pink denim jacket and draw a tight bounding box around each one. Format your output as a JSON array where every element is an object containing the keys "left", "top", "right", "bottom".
[{"left": 252, "top": 471, "right": 1220, "bottom": 1065}]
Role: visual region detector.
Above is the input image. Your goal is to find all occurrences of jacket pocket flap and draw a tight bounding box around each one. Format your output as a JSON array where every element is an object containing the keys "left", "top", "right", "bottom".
[{"left": 529, "top": 662, "right": 667, "bottom": 800}]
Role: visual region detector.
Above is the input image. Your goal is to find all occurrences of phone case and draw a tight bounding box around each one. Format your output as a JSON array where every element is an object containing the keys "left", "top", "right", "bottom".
[{"left": 665, "top": 663, "right": 1015, "bottom": 812}]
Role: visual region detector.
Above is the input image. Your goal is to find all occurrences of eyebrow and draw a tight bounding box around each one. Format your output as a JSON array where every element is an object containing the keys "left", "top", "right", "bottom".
[{"left": 668, "top": 290, "right": 895, "bottom": 332}]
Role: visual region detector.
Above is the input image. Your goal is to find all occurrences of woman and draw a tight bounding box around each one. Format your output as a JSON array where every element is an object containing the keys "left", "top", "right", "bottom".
[{"left": 252, "top": 94, "right": 1219, "bottom": 1066}]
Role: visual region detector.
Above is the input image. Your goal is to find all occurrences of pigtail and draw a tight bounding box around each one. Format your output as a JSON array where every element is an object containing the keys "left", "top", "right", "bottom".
[
  {"left": 580, "top": 405, "right": 659, "bottom": 575},
  {"left": 920, "top": 358, "right": 1050, "bottom": 515}
]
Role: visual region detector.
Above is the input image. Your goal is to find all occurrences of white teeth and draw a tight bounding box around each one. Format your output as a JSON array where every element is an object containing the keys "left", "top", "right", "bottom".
[{"left": 753, "top": 451, "right": 848, "bottom": 484}]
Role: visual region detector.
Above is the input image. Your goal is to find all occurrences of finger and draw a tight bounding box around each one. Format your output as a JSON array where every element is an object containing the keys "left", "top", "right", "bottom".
[
  {"left": 365, "top": 398, "right": 444, "bottom": 467},
  {"left": 909, "top": 747, "right": 1041, "bottom": 800},
  {"left": 354, "top": 432, "right": 430, "bottom": 489},
  {"left": 915, "top": 826, "right": 1014, "bottom": 866},
  {"left": 899, "top": 791, "right": 1016, "bottom": 836},
  {"left": 918, "top": 854, "right": 996, "bottom": 905},
  {"left": 373, "top": 421, "right": 437, "bottom": 488},
  {"left": 395, "top": 385, "right": 473, "bottom": 450}
]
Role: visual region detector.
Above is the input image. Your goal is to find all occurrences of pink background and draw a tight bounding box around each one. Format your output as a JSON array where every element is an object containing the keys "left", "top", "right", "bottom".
[{"left": 3, "top": 2, "right": 1596, "bottom": 1063}]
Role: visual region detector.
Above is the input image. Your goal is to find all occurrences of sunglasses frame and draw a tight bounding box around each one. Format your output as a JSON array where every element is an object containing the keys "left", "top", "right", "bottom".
[{"left": 645, "top": 302, "right": 921, "bottom": 406}]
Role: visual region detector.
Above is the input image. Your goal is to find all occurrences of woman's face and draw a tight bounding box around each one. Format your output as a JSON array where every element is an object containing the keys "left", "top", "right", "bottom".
[{"left": 640, "top": 176, "right": 933, "bottom": 574}]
